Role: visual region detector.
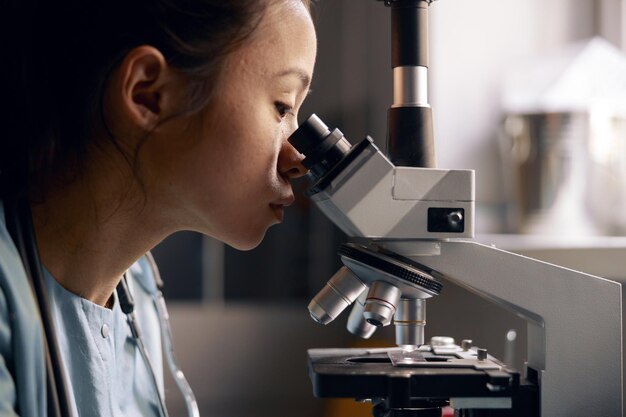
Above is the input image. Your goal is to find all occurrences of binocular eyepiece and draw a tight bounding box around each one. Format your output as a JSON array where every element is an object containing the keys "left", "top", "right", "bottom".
[{"left": 288, "top": 114, "right": 352, "bottom": 182}]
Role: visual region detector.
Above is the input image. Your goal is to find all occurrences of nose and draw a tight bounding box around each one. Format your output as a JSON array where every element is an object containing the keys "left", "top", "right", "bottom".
[{"left": 278, "top": 140, "right": 308, "bottom": 179}]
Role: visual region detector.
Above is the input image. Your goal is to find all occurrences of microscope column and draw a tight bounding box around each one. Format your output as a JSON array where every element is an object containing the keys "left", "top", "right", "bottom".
[{"left": 387, "top": 0, "right": 435, "bottom": 168}]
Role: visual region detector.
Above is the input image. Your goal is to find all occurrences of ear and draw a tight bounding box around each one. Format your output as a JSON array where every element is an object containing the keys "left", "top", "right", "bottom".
[{"left": 113, "top": 46, "right": 176, "bottom": 131}]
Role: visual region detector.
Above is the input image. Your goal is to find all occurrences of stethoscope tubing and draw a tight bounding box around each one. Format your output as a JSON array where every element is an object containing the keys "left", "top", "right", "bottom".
[
  {"left": 4, "top": 197, "right": 75, "bottom": 417},
  {"left": 146, "top": 252, "right": 200, "bottom": 417}
]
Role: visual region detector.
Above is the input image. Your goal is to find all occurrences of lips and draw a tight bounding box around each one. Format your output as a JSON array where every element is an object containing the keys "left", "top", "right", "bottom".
[
  {"left": 270, "top": 194, "right": 294, "bottom": 222},
  {"left": 272, "top": 193, "right": 295, "bottom": 207}
]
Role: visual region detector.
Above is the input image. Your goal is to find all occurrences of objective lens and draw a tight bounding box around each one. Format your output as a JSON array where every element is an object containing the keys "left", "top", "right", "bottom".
[
  {"left": 346, "top": 290, "right": 377, "bottom": 338},
  {"left": 394, "top": 298, "right": 426, "bottom": 348},
  {"left": 363, "top": 281, "right": 401, "bottom": 327},
  {"left": 308, "top": 266, "right": 367, "bottom": 325},
  {"left": 288, "top": 114, "right": 352, "bottom": 182}
]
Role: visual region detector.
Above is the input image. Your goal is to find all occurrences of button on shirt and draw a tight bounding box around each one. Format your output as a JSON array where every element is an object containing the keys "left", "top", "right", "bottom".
[{"left": 44, "top": 260, "right": 164, "bottom": 417}]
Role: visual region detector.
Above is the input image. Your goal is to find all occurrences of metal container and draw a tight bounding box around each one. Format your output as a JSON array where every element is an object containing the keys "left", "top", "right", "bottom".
[{"left": 500, "top": 110, "right": 626, "bottom": 235}]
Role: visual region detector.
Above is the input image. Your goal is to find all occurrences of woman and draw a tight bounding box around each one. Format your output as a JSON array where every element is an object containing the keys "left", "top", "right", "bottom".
[{"left": 0, "top": 0, "right": 316, "bottom": 416}]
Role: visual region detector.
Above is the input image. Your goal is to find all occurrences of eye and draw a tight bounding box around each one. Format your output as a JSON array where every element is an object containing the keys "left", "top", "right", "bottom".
[{"left": 274, "top": 101, "right": 294, "bottom": 119}]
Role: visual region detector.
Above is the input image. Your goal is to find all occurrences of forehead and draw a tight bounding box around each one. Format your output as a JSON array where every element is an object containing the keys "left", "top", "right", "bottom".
[{"left": 228, "top": 1, "right": 316, "bottom": 78}]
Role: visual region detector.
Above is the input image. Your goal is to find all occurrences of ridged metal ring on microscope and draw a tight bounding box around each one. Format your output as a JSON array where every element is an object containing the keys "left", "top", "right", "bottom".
[{"left": 338, "top": 243, "right": 443, "bottom": 296}]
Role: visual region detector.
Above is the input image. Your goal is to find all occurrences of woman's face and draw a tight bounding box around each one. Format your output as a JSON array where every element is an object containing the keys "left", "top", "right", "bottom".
[{"left": 144, "top": 0, "right": 317, "bottom": 249}]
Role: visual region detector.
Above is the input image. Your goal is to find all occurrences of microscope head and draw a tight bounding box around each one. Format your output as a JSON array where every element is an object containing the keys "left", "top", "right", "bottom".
[
  {"left": 288, "top": 114, "right": 475, "bottom": 240},
  {"left": 289, "top": 114, "right": 473, "bottom": 347}
]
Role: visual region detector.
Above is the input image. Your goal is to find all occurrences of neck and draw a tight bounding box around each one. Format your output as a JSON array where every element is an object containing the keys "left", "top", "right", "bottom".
[{"left": 31, "top": 151, "right": 173, "bottom": 306}]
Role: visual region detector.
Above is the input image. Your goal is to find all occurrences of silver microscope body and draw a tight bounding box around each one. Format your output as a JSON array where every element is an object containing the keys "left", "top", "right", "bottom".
[{"left": 292, "top": 1, "right": 624, "bottom": 416}]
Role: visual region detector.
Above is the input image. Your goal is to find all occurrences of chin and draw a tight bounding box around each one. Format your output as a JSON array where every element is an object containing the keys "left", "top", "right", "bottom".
[{"left": 225, "top": 228, "right": 269, "bottom": 251}]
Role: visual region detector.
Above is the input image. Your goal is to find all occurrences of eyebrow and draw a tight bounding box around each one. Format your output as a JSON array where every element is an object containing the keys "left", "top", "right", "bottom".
[{"left": 274, "top": 68, "right": 312, "bottom": 95}]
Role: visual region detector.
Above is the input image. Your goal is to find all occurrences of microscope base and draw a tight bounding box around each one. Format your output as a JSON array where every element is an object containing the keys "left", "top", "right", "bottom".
[{"left": 308, "top": 347, "right": 539, "bottom": 417}]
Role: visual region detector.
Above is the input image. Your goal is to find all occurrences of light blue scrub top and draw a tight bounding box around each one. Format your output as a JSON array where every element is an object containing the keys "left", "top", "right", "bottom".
[
  {"left": 0, "top": 205, "right": 46, "bottom": 416},
  {"left": 0, "top": 202, "right": 165, "bottom": 417}
]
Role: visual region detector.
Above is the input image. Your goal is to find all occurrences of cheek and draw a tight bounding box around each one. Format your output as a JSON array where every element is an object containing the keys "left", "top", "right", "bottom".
[
  {"left": 205, "top": 127, "right": 285, "bottom": 247},
  {"left": 199, "top": 121, "right": 283, "bottom": 204},
  {"left": 149, "top": 93, "right": 287, "bottom": 244},
  {"left": 223, "top": 121, "right": 283, "bottom": 181}
]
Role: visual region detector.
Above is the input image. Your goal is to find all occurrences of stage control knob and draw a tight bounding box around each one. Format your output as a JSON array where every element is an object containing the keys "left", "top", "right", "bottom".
[
  {"left": 461, "top": 339, "right": 472, "bottom": 351},
  {"left": 477, "top": 348, "right": 488, "bottom": 361}
]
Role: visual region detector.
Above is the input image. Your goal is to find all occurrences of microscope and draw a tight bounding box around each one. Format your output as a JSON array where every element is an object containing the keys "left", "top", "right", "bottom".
[{"left": 288, "top": 1, "right": 624, "bottom": 416}]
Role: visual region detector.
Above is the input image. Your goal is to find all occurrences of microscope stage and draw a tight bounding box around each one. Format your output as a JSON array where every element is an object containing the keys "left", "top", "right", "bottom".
[{"left": 308, "top": 347, "right": 523, "bottom": 401}]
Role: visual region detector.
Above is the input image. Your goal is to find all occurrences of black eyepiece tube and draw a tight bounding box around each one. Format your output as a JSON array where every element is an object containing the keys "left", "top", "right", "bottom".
[
  {"left": 288, "top": 114, "right": 352, "bottom": 182},
  {"left": 391, "top": 0, "right": 429, "bottom": 68},
  {"left": 288, "top": 114, "right": 331, "bottom": 156},
  {"left": 388, "top": 106, "right": 435, "bottom": 167},
  {"left": 386, "top": 0, "right": 436, "bottom": 168}
]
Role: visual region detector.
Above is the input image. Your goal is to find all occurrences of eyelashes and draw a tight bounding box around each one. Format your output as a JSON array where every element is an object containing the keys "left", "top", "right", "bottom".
[{"left": 274, "top": 101, "right": 295, "bottom": 119}]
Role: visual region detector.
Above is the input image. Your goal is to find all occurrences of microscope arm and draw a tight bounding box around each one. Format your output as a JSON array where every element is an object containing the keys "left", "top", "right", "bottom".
[{"left": 386, "top": 239, "right": 623, "bottom": 417}]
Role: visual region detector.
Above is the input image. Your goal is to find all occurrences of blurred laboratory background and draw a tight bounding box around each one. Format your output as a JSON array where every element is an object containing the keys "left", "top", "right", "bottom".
[{"left": 154, "top": 1, "right": 626, "bottom": 416}]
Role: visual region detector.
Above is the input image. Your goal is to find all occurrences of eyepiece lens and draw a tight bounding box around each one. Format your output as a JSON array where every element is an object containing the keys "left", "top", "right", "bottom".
[
  {"left": 288, "top": 114, "right": 352, "bottom": 182},
  {"left": 288, "top": 114, "right": 331, "bottom": 155}
]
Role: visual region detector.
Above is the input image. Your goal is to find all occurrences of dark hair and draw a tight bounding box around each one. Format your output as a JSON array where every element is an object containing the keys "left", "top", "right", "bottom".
[{"left": 0, "top": 0, "right": 312, "bottom": 201}]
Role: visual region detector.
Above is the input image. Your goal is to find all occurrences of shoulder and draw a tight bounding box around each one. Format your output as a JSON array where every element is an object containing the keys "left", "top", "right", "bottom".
[
  {"left": 0, "top": 286, "right": 19, "bottom": 417},
  {"left": 0, "top": 202, "right": 43, "bottom": 335},
  {"left": 0, "top": 203, "right": 37, "bottom": 317},
  {"left": 0, "top": 200, "right": 44, "bottom": 356},
  {"left": 0, "top": 202, "right": 46, "bottom": 417}
]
